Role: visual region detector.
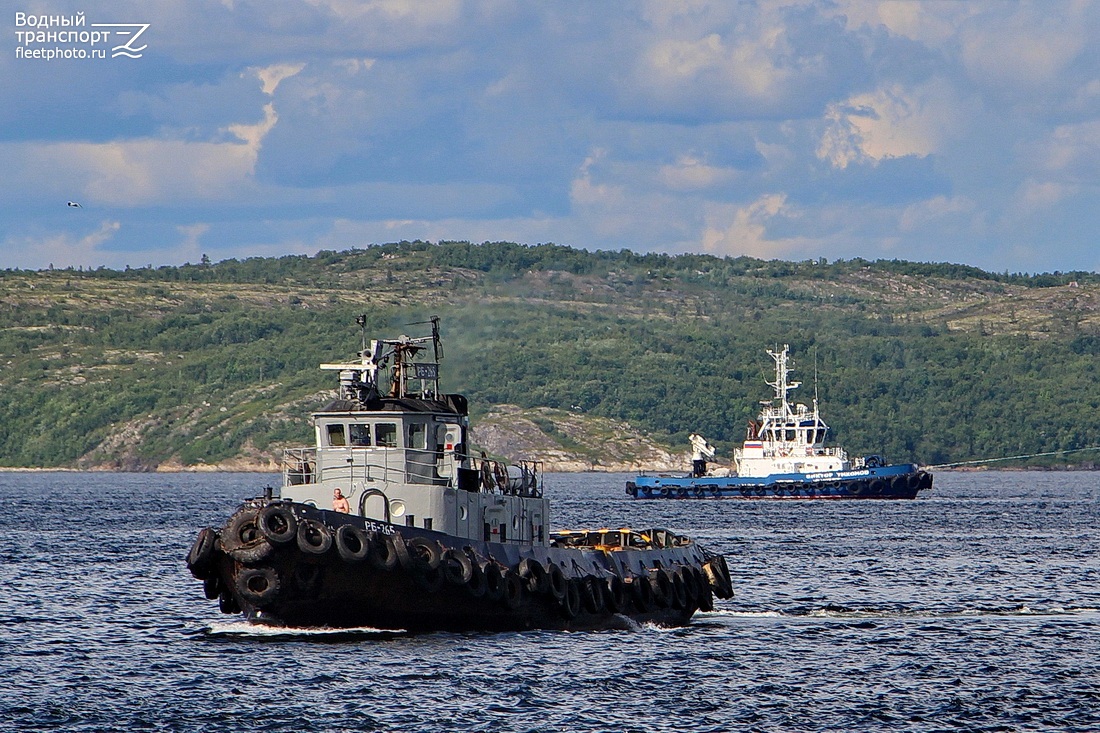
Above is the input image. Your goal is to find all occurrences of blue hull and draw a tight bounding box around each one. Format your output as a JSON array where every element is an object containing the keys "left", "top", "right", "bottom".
[{"left": 627, "top": 464, "right": 932, "bottom": 500}]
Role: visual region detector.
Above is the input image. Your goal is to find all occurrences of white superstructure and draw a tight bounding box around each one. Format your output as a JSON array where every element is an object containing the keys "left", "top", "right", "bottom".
[{"left": 733, "top": 345, "right": 851, "bottom": 477}]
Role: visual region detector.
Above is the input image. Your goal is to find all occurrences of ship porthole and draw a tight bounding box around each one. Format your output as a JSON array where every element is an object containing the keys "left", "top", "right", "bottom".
[
  {"left": 459, "top": 506, "right": 468, "bottom": 520},
  {"left": 390, "top": 500, "right": 406, "bottom": 517}
]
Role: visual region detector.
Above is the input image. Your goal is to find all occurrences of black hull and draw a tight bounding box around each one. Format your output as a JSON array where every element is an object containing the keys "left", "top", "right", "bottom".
[{"left": 188, "top": 500, "right": 733, "bottom": 633}]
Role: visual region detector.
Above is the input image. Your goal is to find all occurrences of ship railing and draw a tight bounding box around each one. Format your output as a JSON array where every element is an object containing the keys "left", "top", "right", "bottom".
[
  {"left": 739, "top": 445, "right": 849, "bottom": 459},
  {"left": 282, "top": 447, "right": 425, "bottom": 487},
  {"left": 283, "top": 447, "right": 317, "bottom": 486},
  {"left": 283, "top": 447, "right": 542, "bottom": 494},
  {"left": 478, "top": 458, "right": 543, "bottom": 497}
]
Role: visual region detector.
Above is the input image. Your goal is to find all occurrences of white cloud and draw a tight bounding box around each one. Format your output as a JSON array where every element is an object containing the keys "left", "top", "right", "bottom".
[
  {"left": 251, "top": 63, "right": 306, "bottom": 95},
  {"left": 658, "top": 154, "right": 737, "bottom": 190},
  {"left": 2, "top": 220, "right": 120, "bottom": 270},
  {"left": 959, "top": 4, "right": 1088, "bottom": 91},
  {"left": 898, "top": 196, "right": 975, "bottom": 233},
  {"left": 7, "top": 103, "right": 278, "bottom": 207},
  {"left": 701, "top": 194, "right": 809, "bottom": 259},
  {"left": 818, "top": 82, "right": 955, "bottom": 168}
]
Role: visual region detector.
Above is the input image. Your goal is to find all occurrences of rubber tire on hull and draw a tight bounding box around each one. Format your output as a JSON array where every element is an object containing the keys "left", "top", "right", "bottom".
[
  {"left": 501, "top": 571, "right": 525, "bottom": 610},
  {"left": 546, "top": 563, "right": 567, "bottom": 601},
  {"left": 632, "top": 574, "right": 654, "bottom": 612},
  {"left": 368, "top": 532, "right": 399, "bottom": 571},
  {"left": 219, "top": 592, "right": 240, "bottom": 615},
  {"left": 482, "top": 562, "right": 505, "bottom": 601},
  {"left": 258, "top": 504, "right": 297, "bottom": 545},
  {"left": 335, "top": 524, "right": 371, "bottom": 563},
  {"left": 222, "top": 512, "right": 274, "bottom": 565},
  {"left": 187, "top": 527, "right": 218, "bottom": 579},
  {"left": 605, "top": 575, "right": 627, "bottom": 613},
  {"left": 236, "top": 567, "right": 281, "bottom": 607},
  {"left": 405, "top": 537, "right": 442, "bottom": 571},
  {"left": 518, "top": 557, "right": 548, "bottom": 594},
  {"left": 202, "top": 575, "right": 222, "bottom": 600},
  {"left": 465, "top": 559, "right": 488, "bottom": 598},
  {"left": 441, "top": 548, "right": 474, "bottom": 585},
  {"left": 297, "top": 519, "right": 333, "bottom": 555},
  {"left": 560, "top": 578, "right": 582, "bottom": 618}
]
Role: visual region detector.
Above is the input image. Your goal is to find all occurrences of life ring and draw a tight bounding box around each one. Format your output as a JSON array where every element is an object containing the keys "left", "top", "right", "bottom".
[
  {"left": 405, "top": 536, "right": 442, "bottom": 571},
  {"left": 441, "top": 548, "right": 474, "bottom": 585},
  {"left": 296, "top": 519, "right": 333, "bottom": 555},
  {"left": 546, "top": 562, "right": 567, "bottom": 601},
  {"left": 482, "top": 562, "right": 505, "bottom": 601},
  {"left": 258, "top": 504, "right": 297, "bottom": 545},
  {"left": 368, "top": 532, "right": 399, "bottom": 571},
  {"left": 631, "top": 574, "right": 654, "bottom": 612},
  {"left": 235, "top": 567, "right": 280, "bottom": 606},
  {"left": 560, "top": 578, "right": 581, "bottom": 618},
  {"left": 501, "top": 570, "right": 525, "bottom": 609},
  {"left": 187, "top": 527, "right": 218, "bottom": 579},
  {"left": 335, "top": 524, "right": 371, "bottom": 563},
  {"left": 222, "top": 512, "right": 274, "bottom": 564},
  {"left": 518, "top": 557, "right": 548, "bottom": 594}
]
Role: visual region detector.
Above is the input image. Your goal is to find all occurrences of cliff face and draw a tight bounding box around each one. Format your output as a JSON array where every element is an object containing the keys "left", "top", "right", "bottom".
[{"left": 470, "top": 405, "right": 692, "bottom": 473}]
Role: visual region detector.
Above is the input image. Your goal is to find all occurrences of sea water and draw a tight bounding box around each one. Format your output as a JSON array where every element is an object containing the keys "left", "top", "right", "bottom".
[{"left": 1, "top": 470, "right": 1097, "bottom": 732}]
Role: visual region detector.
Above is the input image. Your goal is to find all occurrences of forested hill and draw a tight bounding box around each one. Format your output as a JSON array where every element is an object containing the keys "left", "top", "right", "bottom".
[{"left": 3, "top": 240, "right": 1100, "bottom": 471}]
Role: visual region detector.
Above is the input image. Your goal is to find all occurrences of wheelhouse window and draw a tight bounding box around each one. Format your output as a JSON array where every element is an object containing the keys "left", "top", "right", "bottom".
[
  {"left": 407, "top": 423, "right": 427, "bottom": 450},
  {"left": 376, "top": 423, "right": 398, "bottom": 448},
  {"left": 349, "top": 424, "right": 371, "bottom": 446},
  {"left": 326, "top": 424, "right": 346, "bottom": 447}
]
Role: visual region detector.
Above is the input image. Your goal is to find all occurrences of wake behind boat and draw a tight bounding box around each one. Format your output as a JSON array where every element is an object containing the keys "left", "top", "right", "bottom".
[
  {"left": 627, "top": 345, "right": 933, "bottom": 500},
  {"left": 187, "top": 317, "right": 732, "bottom": 632}
]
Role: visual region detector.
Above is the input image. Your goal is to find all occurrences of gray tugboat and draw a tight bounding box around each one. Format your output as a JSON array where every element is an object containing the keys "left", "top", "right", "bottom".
[{"left": 187, "top": 316, "right": 733, "bottom": 632}]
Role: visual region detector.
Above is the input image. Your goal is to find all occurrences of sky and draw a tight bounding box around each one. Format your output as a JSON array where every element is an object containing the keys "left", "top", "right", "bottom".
[{"left": 2, "top": 1, "right": 1100, "bottom": 274}]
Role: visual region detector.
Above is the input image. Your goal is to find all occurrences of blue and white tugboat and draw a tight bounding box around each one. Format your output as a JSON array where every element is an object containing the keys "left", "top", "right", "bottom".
[
  {"left": 627, "top": 345, "right": 933, "bottom": 500},
  {"left": 187, "top": 317, "right": 732, "bottom": 632}
]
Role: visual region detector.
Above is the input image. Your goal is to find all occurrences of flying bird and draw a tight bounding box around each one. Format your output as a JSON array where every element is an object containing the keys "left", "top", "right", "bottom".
[{"left": 67, "top": 201, "right": 82, "bottom": 208}]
